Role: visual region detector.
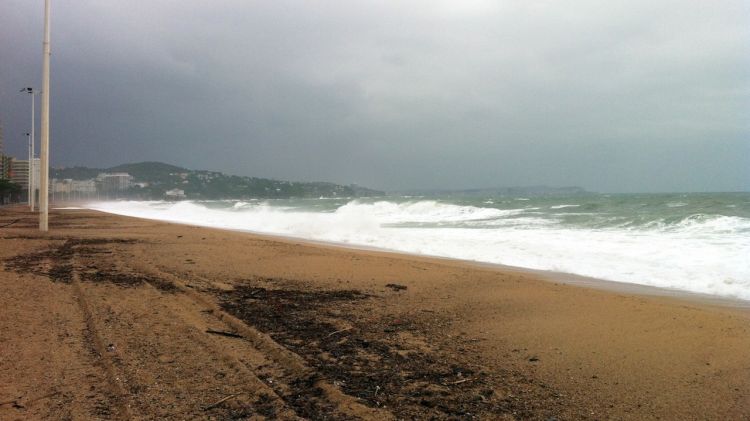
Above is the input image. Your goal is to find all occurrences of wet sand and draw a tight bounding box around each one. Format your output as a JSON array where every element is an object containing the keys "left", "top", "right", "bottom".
[{"left": 1, "top": 207, "right": 749, "bottom": 420}]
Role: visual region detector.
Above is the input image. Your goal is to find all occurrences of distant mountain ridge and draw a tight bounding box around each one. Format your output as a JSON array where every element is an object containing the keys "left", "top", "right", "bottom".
[
  {"left": 109, "top": 162, "right": 188, "bottom": 180},
  {"left": 52, "top": 161, "right": 191, "bottom": 182},
  {"left": 397, "top": 185, "right": 591, "bottom": 197},
  {"left": 52, "top": 161, "right": 384, "bottom": 199}
]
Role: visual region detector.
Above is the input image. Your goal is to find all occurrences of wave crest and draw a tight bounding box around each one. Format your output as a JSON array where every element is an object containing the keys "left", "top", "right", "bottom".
[{"left": 89, "top": 199, "right": 750, "bottom": 300}]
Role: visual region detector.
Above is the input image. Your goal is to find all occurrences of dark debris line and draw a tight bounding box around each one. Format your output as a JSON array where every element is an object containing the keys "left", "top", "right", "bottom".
[
  {"left": 3, "top": 238, "right": 177, "bottom": 292},
  {"left": 216, "top": 283, "right": 568, "bottom": 420}
]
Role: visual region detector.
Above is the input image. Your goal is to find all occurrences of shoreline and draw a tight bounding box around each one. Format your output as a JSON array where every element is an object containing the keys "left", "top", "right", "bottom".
[
  {"left": 4, "top": 206, "right": 750, "bottom": 419},
  {"left": 81, "top": 205, "right": 750, "bottom": 310}
]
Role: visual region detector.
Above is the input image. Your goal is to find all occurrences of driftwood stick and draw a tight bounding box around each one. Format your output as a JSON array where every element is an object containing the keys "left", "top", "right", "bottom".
[
  {"left": 326, "top": 327, "right": 353, "bottom": 338},
  {"left": 203, "top": 393, "right": 243, "bottom": 410},
  {"left": 445, "top": 378, "right": 472, "bottom": 385},
  {"left": 205, "top": 329, "right": 243, "bottom": 339}
]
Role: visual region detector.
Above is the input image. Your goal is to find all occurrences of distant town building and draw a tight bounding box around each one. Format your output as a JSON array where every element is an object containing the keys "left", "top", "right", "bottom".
[
  {"left": 10, "top": 160, "right": 29, "bottom": 188},
  {"left": 0, "top": 155, "right": 12, "bottom": 180},
  {"left": 73, "top": 179, "right": 97, "bottom": 193},
  {"left": 196, "top": 171, "right": 220, "bottom": 181},
  {"left": 11, "top": 158, "right": 41, "bottom": 192},
  {"left": 96, "top": 172, "right": 133, "bottom": 191},
  {"left": 165, "top": 188, "right": 186, "bottom": 200},
  {"left": 52, "top": 179, "right": 71, "bottom": 194},
  {"left": 52, "top": 178, "right": 96, "bottom": 194}
]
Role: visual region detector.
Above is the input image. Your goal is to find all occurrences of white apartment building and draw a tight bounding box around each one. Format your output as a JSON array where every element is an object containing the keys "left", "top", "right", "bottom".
[
  {"left": 52, "top": 178, "right": 97, "bottom": 194},
  {"left": 96, "top": 172, "right": 133, "bottom": 191},
  {"left": 9, "top": 158, "right": 40, "bottom": 191}
]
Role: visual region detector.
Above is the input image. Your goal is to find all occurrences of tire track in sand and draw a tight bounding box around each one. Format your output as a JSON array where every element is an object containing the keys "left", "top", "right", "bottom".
[
  {"left": 68, "top": 254, "right": 135, "bottom": 421},
  {"left": 132, "top": 260, "right": 391, "bottom": 420}
]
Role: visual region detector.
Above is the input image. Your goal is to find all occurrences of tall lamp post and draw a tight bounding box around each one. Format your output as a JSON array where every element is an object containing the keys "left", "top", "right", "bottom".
[
  {"left": 39, "top": 0, "right": 51, "bottom": 231},
  {"left": 20, "top": 87, "right": 37, "bottom": 211}
]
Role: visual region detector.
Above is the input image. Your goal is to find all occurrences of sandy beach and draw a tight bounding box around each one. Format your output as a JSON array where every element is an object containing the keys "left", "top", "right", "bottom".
[{"left": 1, "top": 206, "right": 749, "bottom": 420}]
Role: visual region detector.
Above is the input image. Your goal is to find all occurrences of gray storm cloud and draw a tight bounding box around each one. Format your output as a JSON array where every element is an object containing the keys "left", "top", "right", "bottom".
[{"left": 1, "top": 0, "right": 748, "bottom": 192}]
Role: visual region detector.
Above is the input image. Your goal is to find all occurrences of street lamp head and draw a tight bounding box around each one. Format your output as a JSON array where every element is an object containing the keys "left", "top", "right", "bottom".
[{"left": 20, "top": 87, "right": 34, "bottom": 93}]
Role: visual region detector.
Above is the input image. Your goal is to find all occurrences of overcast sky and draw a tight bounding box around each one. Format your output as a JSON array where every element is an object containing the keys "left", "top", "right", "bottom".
[{"left": 1, "top": 1, "right": 748, "bottom": 192}]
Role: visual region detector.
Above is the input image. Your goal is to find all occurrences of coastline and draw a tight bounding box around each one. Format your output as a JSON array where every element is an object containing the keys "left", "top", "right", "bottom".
[
  {"left": 2, "top": 206, "right": 749, "bottom": 419},
  {"left": 82, "top": 204, "right": 750, "bottom": 310}
]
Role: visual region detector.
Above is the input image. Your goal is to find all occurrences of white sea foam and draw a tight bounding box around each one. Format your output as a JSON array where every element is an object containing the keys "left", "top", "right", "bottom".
[
  {"left": 89, "top": 200, "right": 750, "bottom": 301},
  {"left": 549, "top": 204, "right": 580, "bottom": 209}
]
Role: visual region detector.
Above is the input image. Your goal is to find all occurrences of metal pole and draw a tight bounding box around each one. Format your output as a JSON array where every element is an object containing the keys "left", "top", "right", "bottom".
[
  {"left": 20, "top": 88, "right": 37, "bottom": 210},
  {"left": 31, "top": 93, "right": 35, "bottom": 211},
  {"left": 26, "top": 133, "right": 32, "bottom": 207},
  {"left": 39, "top": 0, "right": 51, "bottom": 231}
]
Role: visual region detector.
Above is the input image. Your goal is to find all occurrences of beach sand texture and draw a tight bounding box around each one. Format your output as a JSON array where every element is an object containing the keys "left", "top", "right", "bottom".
[{"left": 1, "top": 207, "right": 749, "bottom": 420}]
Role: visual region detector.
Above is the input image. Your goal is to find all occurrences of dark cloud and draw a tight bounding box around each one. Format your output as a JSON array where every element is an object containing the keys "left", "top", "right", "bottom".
[{"left": 1, "top": 0, "right": 748, "bottom": 192}]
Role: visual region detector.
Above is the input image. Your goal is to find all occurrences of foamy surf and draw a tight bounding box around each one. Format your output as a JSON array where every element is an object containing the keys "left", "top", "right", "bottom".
[{"left": 88, "top": 194, "right": 750, "bottom": 300}]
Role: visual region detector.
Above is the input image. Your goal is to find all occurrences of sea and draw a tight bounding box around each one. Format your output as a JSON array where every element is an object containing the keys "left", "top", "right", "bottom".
[{"left": 89, "top": 192, "right": 750, "bottom": 301}]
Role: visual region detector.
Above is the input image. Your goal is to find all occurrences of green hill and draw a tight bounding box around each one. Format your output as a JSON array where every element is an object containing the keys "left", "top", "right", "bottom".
[
  {"left": 52, "top": 162, "right": 384, "bottom": 200},
  {"left": 108, "top": 162, "right": 188, "bottom": 182}
]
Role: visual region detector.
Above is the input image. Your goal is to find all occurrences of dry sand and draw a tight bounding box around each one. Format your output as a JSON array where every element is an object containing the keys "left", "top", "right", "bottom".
[{"left": 1, "top": 206, "right": 748, "bottom": 420}]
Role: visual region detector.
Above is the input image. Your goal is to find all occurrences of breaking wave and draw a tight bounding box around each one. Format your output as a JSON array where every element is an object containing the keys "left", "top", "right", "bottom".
[{"left": 89, "top": 198, "right": 750, "bottom": 300}]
